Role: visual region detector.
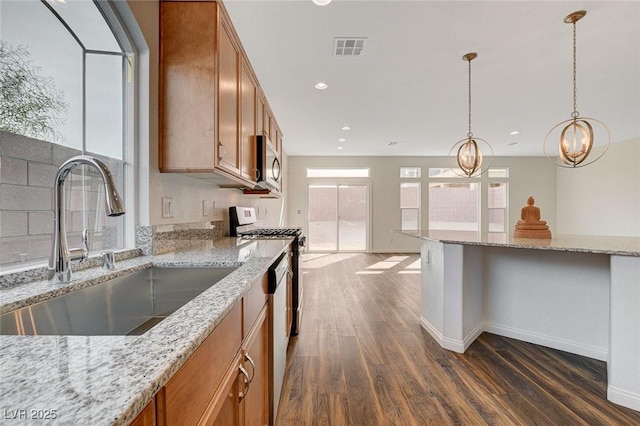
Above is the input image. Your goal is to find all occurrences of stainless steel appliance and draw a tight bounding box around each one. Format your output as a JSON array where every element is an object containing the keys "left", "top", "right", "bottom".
[
  {"left": 229, "top": 206, "right": 304, "bottom": 336},
  {"left": 256, "top": 134, "right": 281, "bottom": 190},
  {"left": 268, "top": 252, "right": 289, "bottom": 425}
]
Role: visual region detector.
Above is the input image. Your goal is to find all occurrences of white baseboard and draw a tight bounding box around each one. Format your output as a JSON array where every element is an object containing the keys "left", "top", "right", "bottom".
[
  {"left": 419, "top": 316, "right": 483, "bottom": 353},
  {"left": 419, "top": 318, "right": 637, "bottom": 411},
  {"left": 419, "top": 315, "right": 446, "bottom": 347},
  {"left": 608, "top": 385, "right": 640, "bottom": 412},
  {"left": 463, "top": 323, "right": 484, "bottom": 350},
  {"left": 484, "top": 322, "right": 608, "bottom": 361}
]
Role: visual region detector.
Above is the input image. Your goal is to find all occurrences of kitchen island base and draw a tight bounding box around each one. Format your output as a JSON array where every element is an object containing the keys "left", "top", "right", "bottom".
[{"left": 417, "top": 236, "right": 640, "bottom": 412}]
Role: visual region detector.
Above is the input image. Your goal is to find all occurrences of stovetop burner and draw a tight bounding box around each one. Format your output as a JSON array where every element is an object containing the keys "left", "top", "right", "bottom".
[{"left": 238, "top": 228, "right": 302, "bottom": 237}]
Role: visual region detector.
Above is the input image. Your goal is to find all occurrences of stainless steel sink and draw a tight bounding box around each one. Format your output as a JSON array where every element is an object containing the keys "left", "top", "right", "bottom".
[{"left": 0, "top": 266, "right": 237, "bottom": 336}]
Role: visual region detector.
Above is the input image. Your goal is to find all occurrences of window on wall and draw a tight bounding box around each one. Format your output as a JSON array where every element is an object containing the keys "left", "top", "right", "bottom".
[
  {"left": 306, "top": 168, "right": 370, "bottom": 178},
  {"left": 488, "top": 183, "right": 508, "bottom": 242},
  {"left": 400, "top": 167, "right": 421, "bottom": 178},
  {"left": 428, "top": 182, "right": 480, "bottom": 240},
  {"left": 400, "top": 182, "right": 420, "bottom": 231},
  {"left": 488, "top": 168, "right": 509, "bottom": 243},
  {"left": 0, "top": 0, "right": 134, "bottom": 269}
]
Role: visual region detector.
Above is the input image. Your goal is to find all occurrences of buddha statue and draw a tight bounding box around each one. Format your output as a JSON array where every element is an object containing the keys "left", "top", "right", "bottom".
[{"left": 513, "top": 196, "right": 552, "bottom": 239}]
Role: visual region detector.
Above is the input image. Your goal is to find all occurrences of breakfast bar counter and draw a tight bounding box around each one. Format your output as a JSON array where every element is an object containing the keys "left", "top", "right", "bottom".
[{"left": 399, "top": 231, "right": 640, "bottom": 412}]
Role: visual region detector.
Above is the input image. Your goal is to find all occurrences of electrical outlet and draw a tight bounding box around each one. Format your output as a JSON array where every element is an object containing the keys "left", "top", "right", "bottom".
[{"left": 162, "top": 197, "right": 174, "bottom": 218}]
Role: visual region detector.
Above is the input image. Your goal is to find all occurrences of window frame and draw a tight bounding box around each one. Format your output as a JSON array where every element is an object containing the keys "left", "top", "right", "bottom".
[{"left": 0, "top": 0, "right": 137, "bottom": 270}]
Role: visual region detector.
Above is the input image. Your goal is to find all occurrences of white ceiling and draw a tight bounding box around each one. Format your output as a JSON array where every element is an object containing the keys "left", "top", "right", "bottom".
[{"left": 224, "top": 0, "right": 640, "bottom": 157}]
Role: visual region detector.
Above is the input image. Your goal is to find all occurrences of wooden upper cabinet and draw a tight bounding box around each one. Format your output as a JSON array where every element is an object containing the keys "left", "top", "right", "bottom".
[
  {"left": 216, "top": 14, "right": 241, "bottom": 176},
  {"left": 274, "top": 126, "right": 283, "bottom": 158},
  {"left": 240, "top": 60, "right": 257, "bottom": 182},
  {"left": 159, "top": 1, "right": 262, "bottom": 188},
  {"left": 159, "top": 1, "right": 217, "bottom": 171},
  {"left": 256, "top": 90, "right": 266, "bottom": 139},
  {"left": 265, "top": 107, "right": 274, "bottom": 144}
]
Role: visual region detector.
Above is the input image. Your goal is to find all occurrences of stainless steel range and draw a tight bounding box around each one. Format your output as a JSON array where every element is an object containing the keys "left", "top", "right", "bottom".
[{"left": 229, "top": 206, "right": 305, "bottom": 336}]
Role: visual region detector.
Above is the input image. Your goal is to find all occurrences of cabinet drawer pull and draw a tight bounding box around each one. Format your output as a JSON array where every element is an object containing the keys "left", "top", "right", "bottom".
[
  {"left": 245, "top": 353, "right": 256, "bottom": 382},
  {"left": 238, "top": 365, "right": 251, "bottom": 402}
]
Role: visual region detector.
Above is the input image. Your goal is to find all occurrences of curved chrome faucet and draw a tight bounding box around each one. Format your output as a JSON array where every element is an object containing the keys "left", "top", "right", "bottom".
[{"left": 48, "top": 155, "right": 125, "bottom": 283}]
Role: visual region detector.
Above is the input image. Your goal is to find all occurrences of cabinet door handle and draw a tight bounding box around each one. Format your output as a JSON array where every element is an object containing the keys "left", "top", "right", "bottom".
[
  {"left": 218, "top": 141, "right": 226, "bottom": 160},
  {"left": 244, "top": 353, "right": 256, "bottom": 382},
  {"left": 238, "top": 365, "right": 251, "bottom": 402}
]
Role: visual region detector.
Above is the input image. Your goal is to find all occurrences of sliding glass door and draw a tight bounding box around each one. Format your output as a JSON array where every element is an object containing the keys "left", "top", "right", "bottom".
[{"left": 308, "top": 184, "right": 368, "bottom": 252}]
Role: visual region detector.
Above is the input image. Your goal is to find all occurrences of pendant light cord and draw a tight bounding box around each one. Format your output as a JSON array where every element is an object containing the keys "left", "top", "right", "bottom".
[
  {"left": 468, "top": 58, "right": 473, "bottom": 138},
  {"left": 572, "top": 21, "right": 579, "bottom": 118}
]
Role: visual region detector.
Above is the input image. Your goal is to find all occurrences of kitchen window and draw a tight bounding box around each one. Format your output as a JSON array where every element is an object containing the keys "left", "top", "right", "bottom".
[
  {"left": 306, "top": 168, "right": 370, "bottom": 178},
  {"left": 428, "top": 182, "right": 480, "bottom": 240},
  {"left": 400, "top": 182, "right": 420, "bottom": 231},
  {"left": 0, "top": 0, "right": 135, "bottom": 270},
  {"left": 400, "top": 167, "right": 421, "bottom": 178},
  {"left": 400, "top": 167, "right": 421, "bottom": 231}
]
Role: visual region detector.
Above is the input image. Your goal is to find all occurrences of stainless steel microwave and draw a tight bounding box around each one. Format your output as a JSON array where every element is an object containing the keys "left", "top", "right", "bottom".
[{"left": 256, "top": 134, "right": 281, "bottom": 190}]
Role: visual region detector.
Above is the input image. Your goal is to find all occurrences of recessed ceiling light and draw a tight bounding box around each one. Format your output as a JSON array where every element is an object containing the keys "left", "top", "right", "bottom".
[
  {"left": 341, "top": 126, "right": 351, "bottom": 131},
  {"left": 509, "top": 130, "right": 520, "bottom": 135},
  {"left": 338, "top": 138, "right": 346, "bottom": 142},
  {"left": 312, "top": 0, "right": 332, "bottom": 5},
  {"left": 314, "top": 82, "right": 328, "bottom": 90},
  {"left": 337, "top": 146, "right": 343, "bottom": 150},
  {"left": 507, "top": 141, "right": 522, "bottom": 146}
]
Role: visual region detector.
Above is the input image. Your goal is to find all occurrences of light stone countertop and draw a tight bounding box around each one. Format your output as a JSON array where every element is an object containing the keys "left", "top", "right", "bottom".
[
  {"left": 397, "top": 231, "right": 640, "bottom": 257},
  {"left": 0, "top": 237, "right": 292, "bottom": 425}
]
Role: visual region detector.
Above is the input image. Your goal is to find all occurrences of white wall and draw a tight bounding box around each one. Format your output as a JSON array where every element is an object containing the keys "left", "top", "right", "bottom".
[
  {"left": 127, "top": 0, "right": 286, "bottom": 231},
  {"left": 127, "top": 0, "right": 637, "bottom": 241},
  {"left": 288, "top": 156, "right": 557, "bottom": 253},
  {"left": 556, "top": 138, "right": 640, "bottom": 237}
]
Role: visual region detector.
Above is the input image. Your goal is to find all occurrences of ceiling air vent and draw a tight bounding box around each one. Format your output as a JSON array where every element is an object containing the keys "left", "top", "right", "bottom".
[{"left": 333, "top": 37, "right": 367, "bottom": 56}]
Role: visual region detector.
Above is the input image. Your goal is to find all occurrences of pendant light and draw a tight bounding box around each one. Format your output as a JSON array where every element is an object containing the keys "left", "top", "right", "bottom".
[
  {"left": 449, "top": 52, "right": 493, "bottom": 177},
  {"left": 544, "top": 10, "right": 610, "bottom": 168}
]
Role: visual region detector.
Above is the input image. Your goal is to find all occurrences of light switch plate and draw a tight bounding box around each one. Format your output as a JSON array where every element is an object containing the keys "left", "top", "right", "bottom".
[{"left": 162, "top": 197, "right": 174, "bottom": 218}]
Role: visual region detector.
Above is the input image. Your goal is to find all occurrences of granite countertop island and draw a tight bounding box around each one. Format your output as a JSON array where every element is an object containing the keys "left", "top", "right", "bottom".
[
  {"left": 400, "top": 230, "right": 640, "bottom": 412},
  {"left": 397, "top": 231, "right": 640, "bottom": 257},
  {"left": 0, "top": 237, "right": 292, "bottom": 425}
]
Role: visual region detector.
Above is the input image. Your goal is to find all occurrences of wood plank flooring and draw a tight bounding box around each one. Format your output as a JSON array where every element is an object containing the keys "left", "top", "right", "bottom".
[{"left": 276, "top": 253, "right": 640, "bottom": 425}]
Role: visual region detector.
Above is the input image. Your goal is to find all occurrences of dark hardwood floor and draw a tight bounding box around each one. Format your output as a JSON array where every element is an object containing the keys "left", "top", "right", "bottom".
[{"left": 276, "top": 253, "right": 640, "bottom": 425}]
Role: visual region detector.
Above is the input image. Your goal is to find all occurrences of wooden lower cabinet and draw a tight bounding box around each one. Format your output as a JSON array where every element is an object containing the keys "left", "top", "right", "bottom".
[
  {"left": 156, "top": 304, "right": 241, "bottom": 426},
  {"left": 200, "top": 352, "right": 243, "bottom": 425},
  {"left": 141, "top": 275, "right": 270, "bottom": 426},
  {"left": 130, "top": 400, "right": 155, "bottom": 426},
  {"left": 241, "top": 306, "right": 269, "bottom": 426}
]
